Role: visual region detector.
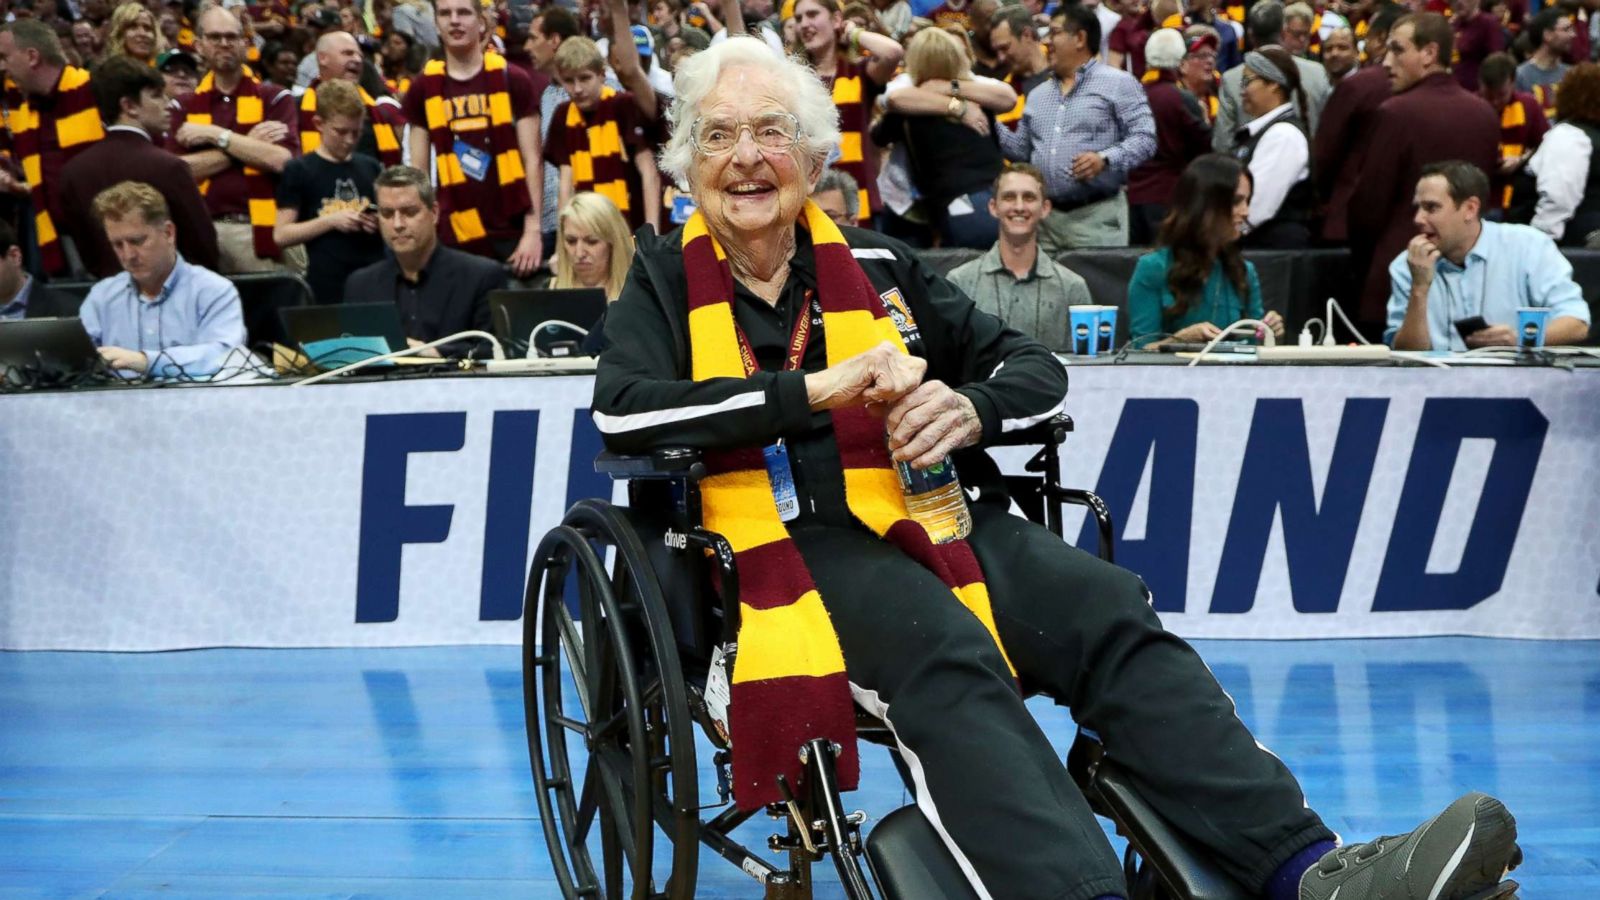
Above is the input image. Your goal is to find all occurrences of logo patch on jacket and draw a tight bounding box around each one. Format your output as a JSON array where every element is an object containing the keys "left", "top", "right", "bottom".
[{"left": 879, "top": 287, "right": 922, "bottom": 346}]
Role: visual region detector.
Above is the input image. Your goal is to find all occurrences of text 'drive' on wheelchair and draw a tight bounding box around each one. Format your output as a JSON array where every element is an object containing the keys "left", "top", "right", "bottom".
[{"left": 520, "top": 414, "right": 1253, "bottom": 900}]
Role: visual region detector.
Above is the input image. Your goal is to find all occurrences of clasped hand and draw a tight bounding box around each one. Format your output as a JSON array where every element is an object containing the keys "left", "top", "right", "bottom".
[{"left": 804, "top": 342, "right": 982, "bottom": 469}]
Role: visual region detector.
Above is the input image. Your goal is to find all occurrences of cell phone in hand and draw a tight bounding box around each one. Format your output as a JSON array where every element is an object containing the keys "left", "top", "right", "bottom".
[{"left": 1453, "top": 316, "right": 1489, "bottom": 342}]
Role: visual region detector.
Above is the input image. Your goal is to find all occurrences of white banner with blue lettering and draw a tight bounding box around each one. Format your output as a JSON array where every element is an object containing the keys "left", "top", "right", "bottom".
[{"left": 3, "top": 368, "right": 1598, "bottom": 650}]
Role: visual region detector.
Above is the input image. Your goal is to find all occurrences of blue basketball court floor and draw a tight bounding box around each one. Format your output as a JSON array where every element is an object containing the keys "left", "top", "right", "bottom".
[{"left": 3, "top": 638, "right": 1597, "bottom": 898}]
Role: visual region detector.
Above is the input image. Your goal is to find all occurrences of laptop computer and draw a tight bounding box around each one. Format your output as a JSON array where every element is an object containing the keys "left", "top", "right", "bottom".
[
  {"left": 280, "top": 302, "right": 409, "bottom": 354},
  {"left": 0, "top": 317, "right": 104, "bottom": 387},
  {"left": 487, "top": 288, "right": 607, "bottom": 357}
]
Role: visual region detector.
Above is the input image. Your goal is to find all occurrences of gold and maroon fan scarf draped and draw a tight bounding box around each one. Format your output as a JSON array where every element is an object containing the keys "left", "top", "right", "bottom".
[
  {"left": 683, "top": 200, "right": 1015, "bottom": 811},
  {"left": 10, "top": 65, "right": 102, "bottom": 275},
  {"left": 297, "top": 80, "right": 405, "bottom": 167},
  {"left": 186, "top": 68, "right": 282, "bottom": 259},
  {"left": 416, "top": 51, "right": 529, "bottom": 253},
  {"left": 562, "top": 86, "right": 632, "bottom": 215}
]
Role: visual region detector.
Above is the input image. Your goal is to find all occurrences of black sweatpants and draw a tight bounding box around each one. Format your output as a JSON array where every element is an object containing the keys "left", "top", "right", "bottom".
[{"left": 789, "top": 503, "right": 1335, "bottom": 900}]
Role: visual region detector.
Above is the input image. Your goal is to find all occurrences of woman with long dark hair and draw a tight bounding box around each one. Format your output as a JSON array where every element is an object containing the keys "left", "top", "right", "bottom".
[
  {"left": 1233, "top": 46, "right": 1314, "bottom": 248},
  {"left": 1126, "top": 153, "right": 1285, "bottom": 345}
]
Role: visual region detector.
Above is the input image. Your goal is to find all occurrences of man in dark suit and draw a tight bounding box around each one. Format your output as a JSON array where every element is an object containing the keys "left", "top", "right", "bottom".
[
  {"left": 0, "top": 220, "right": 81, "bottom": 320},
  {"left": 1312, "top": 4, "right": 1404, "bottom": 245},
  {"left": 1347, "top": 12, "right": 1499, "bottom": 333},
  {"left": 343, "top": 166, "right": 506, "bottom": 359},
  {"left": 60, "top": 57, "right": 219, "bottom": 278}
]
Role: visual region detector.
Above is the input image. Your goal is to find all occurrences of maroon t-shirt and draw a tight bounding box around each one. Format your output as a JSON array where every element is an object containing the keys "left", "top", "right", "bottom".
[
  {"left": 1452, "top": 11, "right": 1506, "bottom": 91},
  {"left": 1109, "top": 12, "right": 1156, "bottom": 79},
  {"left": 403, "top": 62, "right": 538, "bottom": 239},
  {"left": 168, "top": 79, "right": 298, "bottom": 218},
  {"left": 544, "top": 91, "right": 653, "bottom": 229}
]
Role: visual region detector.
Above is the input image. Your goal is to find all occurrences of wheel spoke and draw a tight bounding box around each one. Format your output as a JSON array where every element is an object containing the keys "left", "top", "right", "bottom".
[
  {"left": 554, "top": 603, "right": 591, "bottom": 718},
  {"left": 573, "top": 754, "right": 600, "bottom": 845},
  {"left": 552, "top": 713, "right": 590, "bottom": 737},
  {"left": 594, "top": 745, "right": 644, "bottom": 873}
]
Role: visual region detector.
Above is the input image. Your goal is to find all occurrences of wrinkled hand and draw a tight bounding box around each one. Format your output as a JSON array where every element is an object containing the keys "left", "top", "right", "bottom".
[
  {"left": 1172, "top": 322, "right": 1222, "bottom": 342},
  {"left": 247, "top": 120, "right": 289, "bottom": 144},
  {"left": 175, "top": 121, "right": 224, "bottom": 148},
  {"left": 884, "top": 380, "right": 982, "bottom": 470},
  {"left": 959, "top": 99, "right": 990, "bottom": 136},
  {"left": 507, "top": 229, "right": 543, "bottom": 277},
  {"left": 327, "top": 209, "right": 376, "bottom": 233},
  {"left": 805, "top": 341, "right": 925, "bottom": 411},
  {"left": 99, "top": 345, "right": 149, "bottom": 372},
  {"left": 405, "top": 337, "right": 444, "bottom": 358},
  {"left": 1406, "top": 234, "right": 1441, "bottom": 289},
  {"left": 1070, "top": 151, "right": 1107, "bottom": 181},
  {"left": 1464, "top": 324, "right": 1515, "bottom": 348}
]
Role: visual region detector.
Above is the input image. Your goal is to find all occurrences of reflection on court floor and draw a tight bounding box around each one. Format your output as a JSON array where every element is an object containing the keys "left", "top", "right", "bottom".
[{"left": 1, "top": 638, "right": 1595, "bottom": 897}]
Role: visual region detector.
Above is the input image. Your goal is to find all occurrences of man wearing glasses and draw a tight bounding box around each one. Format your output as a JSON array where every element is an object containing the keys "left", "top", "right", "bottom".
[{"left": 169, "top": 6, "right": 303, "bottom": 275}]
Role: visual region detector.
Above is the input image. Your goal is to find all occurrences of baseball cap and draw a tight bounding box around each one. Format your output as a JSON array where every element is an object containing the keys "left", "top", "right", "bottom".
[
  {"left": 630, "top": 23, "right": 654, "bottom": 57},
  {"left": 156, "top": 48, "right": 200, "bottom": 71},
  {"left": 1185, "top": 29, "right": 1220, "bottom": 54}
]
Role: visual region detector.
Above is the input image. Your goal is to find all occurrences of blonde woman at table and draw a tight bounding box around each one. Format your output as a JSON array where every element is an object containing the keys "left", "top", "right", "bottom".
[
  {"left": 551, "top": 191, "right": 635, "bottom": 355},
  {"left": 1127, "top": 153, "right": 1284, "bottom": 347}
]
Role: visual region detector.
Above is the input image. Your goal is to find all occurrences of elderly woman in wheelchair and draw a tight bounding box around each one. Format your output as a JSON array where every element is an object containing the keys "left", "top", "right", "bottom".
[{"left": 523, "top": 34, "right": 1522, "bottom": 900}]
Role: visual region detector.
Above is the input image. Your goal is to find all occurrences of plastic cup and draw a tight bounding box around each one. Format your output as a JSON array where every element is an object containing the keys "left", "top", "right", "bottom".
[
  {"left": 1516, "top": 307, "right": 1550, "bottom": 348},
  {"left": 1069, "top": 306, "right": 1100, "bottom": 356}
]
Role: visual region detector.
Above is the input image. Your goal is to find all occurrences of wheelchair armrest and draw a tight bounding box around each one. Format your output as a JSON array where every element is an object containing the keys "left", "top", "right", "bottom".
[
  {"left": 595, "top": 447, "right": 705, "bottom": 480},
  {"left": 990, "top": 413, "right": 1073, "bottom": 448}
]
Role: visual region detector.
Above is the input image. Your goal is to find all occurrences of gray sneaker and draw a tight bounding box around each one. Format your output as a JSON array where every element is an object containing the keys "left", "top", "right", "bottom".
[{"left": 1299, "top": 792, "right": 1521, "bottom": 900}]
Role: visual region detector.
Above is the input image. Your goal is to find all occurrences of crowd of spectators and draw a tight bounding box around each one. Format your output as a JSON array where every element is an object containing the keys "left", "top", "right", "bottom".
[{"left": 0, "top": 0, "right": 1592, "bottom": 378}]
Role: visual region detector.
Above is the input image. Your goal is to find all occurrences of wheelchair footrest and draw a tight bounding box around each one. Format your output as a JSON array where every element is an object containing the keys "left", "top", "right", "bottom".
[
  {"left": 865, "top": 805, "right": 982, "bottom": 900},
  {"left": 1089, "top": 758, "right": 1254, "bottom": 900}
]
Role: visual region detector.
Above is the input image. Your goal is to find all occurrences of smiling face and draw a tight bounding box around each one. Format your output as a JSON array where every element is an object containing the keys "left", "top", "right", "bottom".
[
  {"left": 122, "top": 11, "right": 156, "bottom": 58},
  {"left": 561, "top": 217, "right": 613, "bottom": 288},
  {"left": 988, "top": 169, "right": 1049, "bottom": 241},
  {"left": 688, "top": 64, "right": 819, "bottom": 246},
  {"left": 794, "top": 0, "right": 841, "bottom": 59}
]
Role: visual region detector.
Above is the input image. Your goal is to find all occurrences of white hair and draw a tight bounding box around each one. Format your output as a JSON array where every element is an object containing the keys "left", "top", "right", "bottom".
[
  {"left": 1145, "top": 28, "right": 1186, "bottom": 69},
  {"left": 659, "top": 35, "right": 841, "bottom": 191}
]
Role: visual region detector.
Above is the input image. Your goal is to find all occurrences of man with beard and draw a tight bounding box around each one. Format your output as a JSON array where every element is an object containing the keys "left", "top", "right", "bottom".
[{"left": 169, "top": 5, "right": 302, "bottom": 274}]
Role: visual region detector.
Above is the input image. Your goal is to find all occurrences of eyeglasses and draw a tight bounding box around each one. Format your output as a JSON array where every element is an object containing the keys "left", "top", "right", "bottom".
[
  {"left": 689, "top": 112, "right": 802, "bottom": 156},
  {"left": 203, "top": 31, "right": 245, "bottom": 43}
]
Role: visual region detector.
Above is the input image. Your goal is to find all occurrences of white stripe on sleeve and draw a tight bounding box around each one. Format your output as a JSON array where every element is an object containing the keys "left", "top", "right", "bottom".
[{"left": 591, "top": 389, "right": 768, "bottom": 434}]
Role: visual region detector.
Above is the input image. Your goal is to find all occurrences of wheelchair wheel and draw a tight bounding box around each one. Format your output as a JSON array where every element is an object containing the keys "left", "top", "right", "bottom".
[{"left": 523, "top": 499, "right": 701, "bottom": 900}]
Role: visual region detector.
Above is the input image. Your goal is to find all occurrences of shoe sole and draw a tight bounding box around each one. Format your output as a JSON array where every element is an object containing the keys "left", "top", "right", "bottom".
[{"left": 1439, "top": 795, "right": 1520, "bottom": 900}]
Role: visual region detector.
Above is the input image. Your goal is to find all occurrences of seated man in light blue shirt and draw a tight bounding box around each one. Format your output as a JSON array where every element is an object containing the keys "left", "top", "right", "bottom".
[
  {"left": 1386, "top": 160, "right": 1591, "bottom": 350},
  {"left": 79, "top": 180, "right": 246, "bottom": 378}
]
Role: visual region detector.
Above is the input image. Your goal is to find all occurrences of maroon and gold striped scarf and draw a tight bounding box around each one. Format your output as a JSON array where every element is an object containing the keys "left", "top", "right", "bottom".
[
  {"left": 10, "top": 66, "right": 102, "bottom": 274},
  {"left": 297, "top": 79, "right": 405, "bottom": 167},
  {"left": 416, "top": 51, "right": 529, "bottom": 253},
  {"left": 561, "top": 86, "right": 632, "bottom": 215},
  {"left": 185, "top": 68, "right": 282, "bottom": 259},
  {"left": 684, "top": 200, "right": 1014, "bottom": 810}
]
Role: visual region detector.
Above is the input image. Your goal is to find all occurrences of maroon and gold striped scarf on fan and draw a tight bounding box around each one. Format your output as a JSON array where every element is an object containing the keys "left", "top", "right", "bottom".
[
  {"left": 683, "top": 200, "right": 1015, "bottom": 810},
  {"left": 10, "top": 66, "right": 102, "bottom": 274},
  {"left": 185, "top": 67, "right": 283, "bottom": 259}
]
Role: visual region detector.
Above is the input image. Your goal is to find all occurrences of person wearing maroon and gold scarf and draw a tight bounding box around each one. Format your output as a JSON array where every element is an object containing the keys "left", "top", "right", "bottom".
[
  {"left": 402, "top": 0, "right": 544, "bottom": 275},
  {"left": 0, "top": 20, "right": 105, "bottom": 276},
  {"left": 168, "top": 6, "right": 303, "bottom": 275},
  {"left": 299, "top": 32, "right": 407, "bottom": 168},
  {"left": 1128, "top": 28, "right": 1211, "bottom": 244},
  {"left": 791, "top": 0, "right": 902, "bottom": 223},
  {"left": 583, "top": 36, "right": 1524, "bottom": 900},
  {"left": 546, "top": 36, "right": 660, "bottom": 232}
]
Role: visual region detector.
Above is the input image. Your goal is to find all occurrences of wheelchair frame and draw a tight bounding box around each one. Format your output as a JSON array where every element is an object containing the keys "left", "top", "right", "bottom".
[{"left": 521, "top": 415, "right": 1252, "bottom": 900}]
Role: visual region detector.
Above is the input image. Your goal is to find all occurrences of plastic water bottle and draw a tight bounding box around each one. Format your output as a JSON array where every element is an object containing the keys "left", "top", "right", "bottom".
[{"left": 896, "top": 455, "right": 972, "bottom": 544}]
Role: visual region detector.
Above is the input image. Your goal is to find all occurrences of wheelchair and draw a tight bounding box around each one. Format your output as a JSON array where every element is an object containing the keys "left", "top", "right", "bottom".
[{"left": 521, "top": 415, "right": 1254, "bottom": 900}]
